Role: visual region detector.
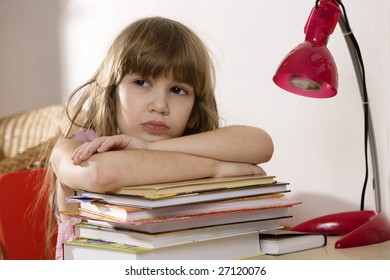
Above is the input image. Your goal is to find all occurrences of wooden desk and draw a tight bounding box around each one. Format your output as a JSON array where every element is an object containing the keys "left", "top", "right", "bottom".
[{"left": 255, "top": 236, "right": 390, "bottom": 260}]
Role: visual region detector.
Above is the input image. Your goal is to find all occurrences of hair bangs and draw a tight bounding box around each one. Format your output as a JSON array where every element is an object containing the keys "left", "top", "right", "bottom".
[
  {"left": 123, "top": 20, "right": 204, "bottom": 90},
  {"left": 131, "top": 51, "right": 200, "bottom": 86}
]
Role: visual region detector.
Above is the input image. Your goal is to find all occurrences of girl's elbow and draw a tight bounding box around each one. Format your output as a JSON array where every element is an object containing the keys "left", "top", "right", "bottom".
[
  {"left": 263, "top": 139, "right": 274, "bottom": 163},
  {"left": 81, "top": 163, "right": 116, "bottom": 193},
  {"left": 257, "top": 130, "right": 274, "bottom": 164}
]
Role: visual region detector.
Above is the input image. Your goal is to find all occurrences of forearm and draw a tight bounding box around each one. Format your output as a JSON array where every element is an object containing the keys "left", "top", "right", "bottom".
[
  {"left": 87, "top": 150, "right": 224, "bottom": 192},
  {"left": 149, "top": 125, "right": 274, "bottom": 164},
  {"left": 51, "top": 140, "right": 221, "bottom": 193}
]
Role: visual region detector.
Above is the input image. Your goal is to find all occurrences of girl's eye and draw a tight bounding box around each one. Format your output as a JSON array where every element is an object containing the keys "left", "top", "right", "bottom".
[
  {"left": 170, "top": 86, "right": 187, "bottom": 95},
  {"left": 135, "top": 79, "right": 150, "bottom": 87}
]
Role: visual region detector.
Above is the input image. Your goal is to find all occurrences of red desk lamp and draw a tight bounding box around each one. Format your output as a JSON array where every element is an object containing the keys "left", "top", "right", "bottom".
[{"left": 273, "top": 0, "right": 390, "bottom": 248}]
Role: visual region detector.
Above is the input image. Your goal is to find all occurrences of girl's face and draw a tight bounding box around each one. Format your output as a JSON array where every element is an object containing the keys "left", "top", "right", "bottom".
[{"left": 115, "top": 73, "right": 195, "bottom": 142}]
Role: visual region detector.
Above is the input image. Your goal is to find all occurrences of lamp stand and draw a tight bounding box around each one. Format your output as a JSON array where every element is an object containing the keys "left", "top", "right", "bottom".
[
  {"left": 338, "top": 16, "right": 381, "bottom": 211},
  {"left": 290, "top": 15, "right": 390, "bottom": 248}
]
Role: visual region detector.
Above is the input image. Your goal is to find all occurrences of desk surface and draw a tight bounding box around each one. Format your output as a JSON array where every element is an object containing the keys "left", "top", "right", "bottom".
[{"left": 255, "top": 236, "right": 390, "bottom": 260}]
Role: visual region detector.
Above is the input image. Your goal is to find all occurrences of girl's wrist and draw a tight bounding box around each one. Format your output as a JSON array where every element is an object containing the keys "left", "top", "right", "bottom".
[
  {"left": 145, "top": 140, "right": 157, "bottom": 151},
  {"left": 146, "top": 138, "right": 171, "bottom": 152}
]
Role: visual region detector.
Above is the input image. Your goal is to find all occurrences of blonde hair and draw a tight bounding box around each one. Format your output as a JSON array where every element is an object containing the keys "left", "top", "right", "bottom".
[
  {"left": 65, "top": 16, "right": 219, "bottom": 138},
  {"left": 41, "top": 17, "right": 220, "bottom": 258}
]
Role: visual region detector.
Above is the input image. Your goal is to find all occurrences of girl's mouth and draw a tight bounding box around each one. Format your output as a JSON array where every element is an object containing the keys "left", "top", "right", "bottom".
[{"left": 141, "top": 121, "right": 169, "bottom": 133}]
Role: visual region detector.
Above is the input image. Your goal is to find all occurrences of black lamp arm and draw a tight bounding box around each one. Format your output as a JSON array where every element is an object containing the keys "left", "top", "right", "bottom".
[{"left": 338, "top": 15, "right": 382, "bottom": 212}]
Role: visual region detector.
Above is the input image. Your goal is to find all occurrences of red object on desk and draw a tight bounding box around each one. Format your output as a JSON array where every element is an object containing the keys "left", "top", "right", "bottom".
[
  {"left": 290, "top": 210, "right": 390, "bottom": 248},
  {"left": 0, "top": 169, "right": 56, "bottom": 259}
]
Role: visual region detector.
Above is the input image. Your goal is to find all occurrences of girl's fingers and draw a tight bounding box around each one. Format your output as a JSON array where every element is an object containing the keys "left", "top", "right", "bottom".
[
  {"left": 71, "top": 135, "right": 135, "bottom": 165},
  {"left": 97, "top": 136, "right": 120, "bottom": 153},
  {"left": 98, "top": 135, "right": 133, "bottom": 152},
  {"left": 72, "top": 138, "right": 107, "bottom": 164},
  {"left": 71, "top": 143, "right": 89, "bottom": 163}
]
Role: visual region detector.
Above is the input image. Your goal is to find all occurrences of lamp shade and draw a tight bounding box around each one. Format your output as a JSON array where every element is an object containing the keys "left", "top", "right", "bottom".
[
  {"left": 273, "top": 41, "right": 338, "bottom": 98},
  {"left": 273, "top": 0, "right": 341, "bottom": 98}
]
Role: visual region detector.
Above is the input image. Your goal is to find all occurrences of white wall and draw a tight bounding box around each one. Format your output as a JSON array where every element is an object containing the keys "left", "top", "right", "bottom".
[
  {"left": 0, "top": 0, "right": 62, "bottom": 116},
  {"left": 1, "top": 0, "right": 389, "bottom": 225}
]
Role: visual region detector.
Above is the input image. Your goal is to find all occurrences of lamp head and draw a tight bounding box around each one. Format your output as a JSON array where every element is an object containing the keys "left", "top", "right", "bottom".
[{"left": 273, "top": 0, "right": 341, "bottom": 98}]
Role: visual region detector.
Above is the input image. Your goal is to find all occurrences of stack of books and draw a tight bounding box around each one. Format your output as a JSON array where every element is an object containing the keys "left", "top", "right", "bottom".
[
  {"left": 258, "top": 229, "right": 327, "bottom": 255},
  {"left": 61, "top": 175, "right": 301, "bottom": 260}
]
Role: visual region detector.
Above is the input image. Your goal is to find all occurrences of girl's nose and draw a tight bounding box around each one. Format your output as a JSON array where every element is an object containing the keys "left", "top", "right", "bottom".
[{"left": 148, "top": 91, "right": 169, "bottom": 115}]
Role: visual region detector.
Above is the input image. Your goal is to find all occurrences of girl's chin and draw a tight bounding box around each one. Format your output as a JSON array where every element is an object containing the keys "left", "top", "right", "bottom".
[{"left": 140, "top": 133, "right": 172, "bottom": 142}]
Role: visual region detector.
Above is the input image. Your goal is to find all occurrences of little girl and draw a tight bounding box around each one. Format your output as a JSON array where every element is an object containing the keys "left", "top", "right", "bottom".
[{"left": 47, "top": 16, "right": 274, "bottom": 259}]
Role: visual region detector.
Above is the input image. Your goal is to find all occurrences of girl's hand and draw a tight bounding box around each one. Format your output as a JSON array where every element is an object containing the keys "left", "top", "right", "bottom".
[
  {"left": 71, "top": 135, "right": 148, "bottom": 165},
  {"left": 215, "top": 161, "right": 266, "bottom": 178}
]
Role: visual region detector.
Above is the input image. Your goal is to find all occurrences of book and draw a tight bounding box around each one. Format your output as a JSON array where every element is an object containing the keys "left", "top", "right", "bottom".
[
  {"left": 258, "top": 229, "right": 327, "bottom": 255},
  {"left": 74, "top": 219, "right": 282, "bottom": 248},
  {"left": 107, "top": 174, "right": 276, "bottom": 197},
  {"left": 78, "top": 193, "right": 292, "bottom": 222},
  {"left": 62, "top": 203, "right": 297, "bottom": 233},
  {"left": 68, "top": 181, "right": 289, "bottom": 208},
  {"left": 64, "top": 231, "right": 263, "bottom": 260}
]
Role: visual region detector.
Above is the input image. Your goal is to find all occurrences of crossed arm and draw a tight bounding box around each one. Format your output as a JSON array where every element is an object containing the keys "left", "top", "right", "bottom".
[{"left": 51, "top": 125, "right": 274, "bottom": 194}]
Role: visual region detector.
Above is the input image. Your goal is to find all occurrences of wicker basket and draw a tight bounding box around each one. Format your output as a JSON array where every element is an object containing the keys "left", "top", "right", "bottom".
[{"left": 0, "top": 105, "right": 65, "bottom": 174}]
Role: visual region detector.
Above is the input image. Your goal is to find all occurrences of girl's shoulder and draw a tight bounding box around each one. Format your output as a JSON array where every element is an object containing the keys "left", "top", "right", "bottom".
[{"left": 71, "top": 128, "right": 97, "bottom": 142}]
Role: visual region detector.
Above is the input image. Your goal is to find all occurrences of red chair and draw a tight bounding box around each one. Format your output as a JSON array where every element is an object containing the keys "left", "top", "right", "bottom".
[{"left": 0, "top": 169, "right": 56, "bottom": 259}]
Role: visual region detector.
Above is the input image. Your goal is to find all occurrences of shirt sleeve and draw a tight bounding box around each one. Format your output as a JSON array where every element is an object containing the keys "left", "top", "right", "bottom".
[{"left": 71, "top": 128, "right": 97, "bottom": 142}]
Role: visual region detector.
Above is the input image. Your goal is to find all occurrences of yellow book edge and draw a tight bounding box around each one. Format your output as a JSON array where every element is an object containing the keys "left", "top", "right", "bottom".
[{"left": 109, "top": 175, "right": 277, "bottom": 196}]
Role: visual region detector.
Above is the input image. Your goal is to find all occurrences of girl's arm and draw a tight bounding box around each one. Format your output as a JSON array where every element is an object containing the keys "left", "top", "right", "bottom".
[
  {"left": 72, "top": 125, "right": 274, "bottom": 165},
  {"left": 51, "top": 139, "right": 265, "bottom": 193},
  {"left": 149, "top": 125, "right": 274, "bottom": 164}
]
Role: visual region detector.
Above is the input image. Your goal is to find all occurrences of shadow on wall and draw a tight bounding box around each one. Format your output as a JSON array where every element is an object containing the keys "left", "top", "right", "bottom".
[
  {"left": 0, "top": 0, "right": 62, "bottom": 118},
  {"left": 286, "top": 192, "right": 359, "bottom": 226}
]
